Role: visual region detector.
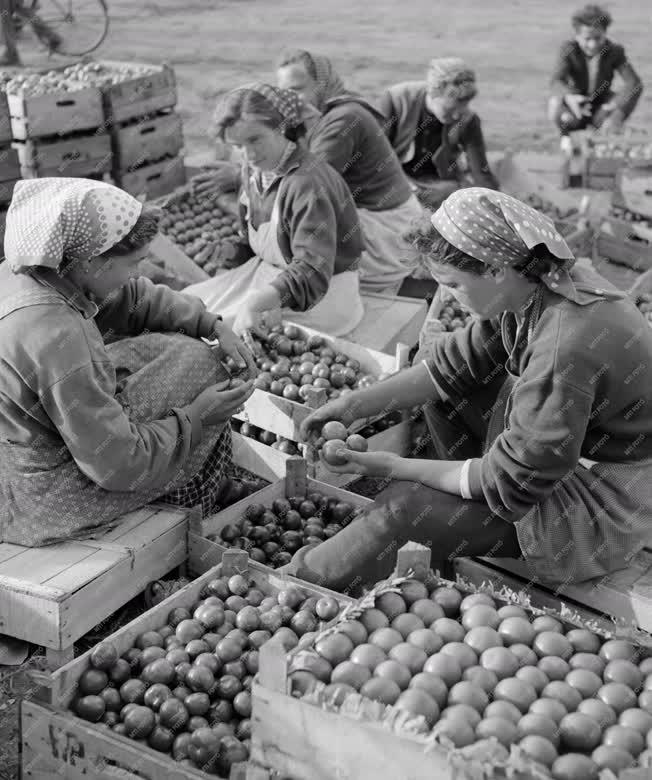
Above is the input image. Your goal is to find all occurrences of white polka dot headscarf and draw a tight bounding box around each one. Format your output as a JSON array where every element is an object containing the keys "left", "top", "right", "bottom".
[
  {"left": 431, "top": 187, "right": 622, "bottom": 305},
  {"left": 4, "top": 178, "right": 143, "bottom": 273}
]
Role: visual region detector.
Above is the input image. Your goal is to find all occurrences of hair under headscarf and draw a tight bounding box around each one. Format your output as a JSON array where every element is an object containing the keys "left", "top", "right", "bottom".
[
  {"left": 214, "top": 82, "right": 305, "bottom": 140},
  {"left": 4, "top": 178, "right": 143, "bottom": 274},
  {"left": 427, "top": 57, "right": 477, "bottom": 101},
  {"left": 431, "top": 188, "right": 624, "bottom": 305},
  {"left": 277, "top": 49, "right": 383, "bottom": 118}
]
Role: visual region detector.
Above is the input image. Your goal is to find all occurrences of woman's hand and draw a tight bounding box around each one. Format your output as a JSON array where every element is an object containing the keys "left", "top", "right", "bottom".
[
  {"left": 320, "top": 448, "right": 400, "bottom": 478},
  {"left": 299, "top": 399, "right": 349, "bottom": 444},
  {"left": 211, "top": 320, "right": 258, "bottom": 379},
  {"left": 188, "top": 379, "right": 255, "bottom": 427},
  {"left": 190, "top": 163, "right": 241, "bottom": 196},
  {"left": 232, "top": 288, "right": 283, "bottom": 347}
]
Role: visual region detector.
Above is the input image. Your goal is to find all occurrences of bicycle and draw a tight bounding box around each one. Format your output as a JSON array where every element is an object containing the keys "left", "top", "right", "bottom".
[{"left": 13, "top": 0, "right": 109, "bottom": 57}]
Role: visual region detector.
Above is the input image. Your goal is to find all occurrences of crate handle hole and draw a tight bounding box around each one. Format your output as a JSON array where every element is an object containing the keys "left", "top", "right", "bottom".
[
  {"left": 62, "top": 152, "right": 81, "bottom": 161},
  {"left": 146, "top": 173, "right": 162, "bottom": 182},
  {"left": 55, "top": 99, "right": 76, "bottom": 107},
  {"left": 101, "top": 758, "right": 152, "bottom": 780},
  {"left": 644, "top": 190, "right": 652, "bottom": 197},
  {"left": 139, "top": 127, "right": 156, "bottom": 135}
]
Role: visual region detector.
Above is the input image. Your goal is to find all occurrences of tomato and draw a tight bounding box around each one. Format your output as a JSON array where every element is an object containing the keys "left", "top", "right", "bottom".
[
  {"left": 559, "top": 712, "right": 602, "bottom": 751},
  {"left": 518, "top": 735, "right": 558, "bottom": 768},
  {"left": 90, "top": 642, "right": 118, "bottom": 671},
  {"left": 141, "top": 659, "right": 176, "bottom": 686},
  {"left": 123, "top": 705, "right": 156, "bottom": 739},
  {"left": 119, "top": 679, "right": 147, "bottom": 704},
  {"left": 186, "top": 665, "right": 215, "bottom": 694},
  {"left": 158, "top": 697, "right": 189, "bottom": 731},
  {"left": 315, "top": 633, "right": 354, "bottom": 666},
  {"left": 447, "top": 681, "right": 489, "bottom": 712},
  {"left": 143, "top": 683, "right": 173, "bottom": 711},
  {"left": 78, "top": 669, "right": 109, "bottom": 696},
  {"left": 136, "top": 630, "right": 165, "bottom": 650},
  {"left": 290, "top": 610, "right": 318, "bottom": 636},
  {"left": 228, "top": 574, "right": 249, "bottom": 596},
  {"left": 315, "top": 597, "right": 340, "bottom": 621},
  {"left": 108, "top": 658, "right": 131, "bottom": 686},
  {"left": 74, "top": 695, "right": 106, "bottom": 722},
  {"left": 99, "top": 687, "right": 122, "bottom": 713},
  {"left": 172, "top": 732, "right": 192, "bottom": 761},
  {"left": 475, "top": 717, "right": 518, "bottom": 748}
]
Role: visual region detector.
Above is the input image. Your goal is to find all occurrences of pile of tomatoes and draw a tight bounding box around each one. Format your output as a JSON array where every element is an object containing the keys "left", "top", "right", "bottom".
[
  {"left": 158, "top": 191, "right": 241, "bottom": 275},
  {"left": 209, "top": 490, "right": 362, "bottom": 569},
  {"left": 292, "top": 580, "right": 652, "bottom": 779},
  {"left": 70, "top": 573, "right": 343, "bottom": 776},
  {"left": 239, "top": 325, "right": 381, "bottom": 405}
]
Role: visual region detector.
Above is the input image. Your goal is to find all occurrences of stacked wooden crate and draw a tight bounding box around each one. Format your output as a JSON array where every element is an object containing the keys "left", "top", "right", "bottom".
[
  {"left": 5, "top": 69, "right": 111, "bottom": 182},
  {"left": 0, "top": 85, "right": 18, "bottom": 215},
  {"left": 99, "top": 61, "right": 186, "bottom": 199}
]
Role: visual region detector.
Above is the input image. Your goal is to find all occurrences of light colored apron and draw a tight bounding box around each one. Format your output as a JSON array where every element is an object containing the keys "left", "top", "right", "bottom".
[{"left": 184, "top": 189, "right": 363, "bottom": 337}]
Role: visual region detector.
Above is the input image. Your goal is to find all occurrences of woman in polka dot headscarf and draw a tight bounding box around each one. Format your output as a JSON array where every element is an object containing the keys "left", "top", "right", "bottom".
[
  {"left": 0, "top": 177, "right": 259, "bottom": 546},
  {"left": 279, "top": 187, "right": 652, "bottom": 594}
]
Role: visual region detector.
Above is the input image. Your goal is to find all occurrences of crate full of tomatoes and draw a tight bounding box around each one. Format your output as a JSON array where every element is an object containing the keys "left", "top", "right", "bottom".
[
  {"left": 251, "top": 541, "right": 652, "bottom": 780},
  {"left": 230, "top": 322, "right": 403, "bottom": 442},
  {"left": 188, "top": 459, "right": 373, "bottom": 575},
  {"left": 24, "top": 553, "right": 352, "bottom": 779}
]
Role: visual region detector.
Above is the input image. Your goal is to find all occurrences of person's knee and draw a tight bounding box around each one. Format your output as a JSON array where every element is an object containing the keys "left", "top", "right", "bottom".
[{"left": 163, "top": 334, "right": 228, "bottom": 383}]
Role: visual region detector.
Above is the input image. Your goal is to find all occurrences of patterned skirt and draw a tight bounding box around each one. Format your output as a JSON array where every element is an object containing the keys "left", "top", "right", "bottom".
[{"left": 0, "top": 333, "right": 231, "bottom": 546}]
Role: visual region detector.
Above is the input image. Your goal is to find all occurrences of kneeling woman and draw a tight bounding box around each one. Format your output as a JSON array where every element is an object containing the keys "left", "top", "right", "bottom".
[
  {"left": 286, "top": 188, "right": 652, "bottom": 591},
  {"left": 184, "top": 84, "right": 364, "bottom": 338},
  {"left": 0, "top": 178, "right": 255, "bottom": 546}
]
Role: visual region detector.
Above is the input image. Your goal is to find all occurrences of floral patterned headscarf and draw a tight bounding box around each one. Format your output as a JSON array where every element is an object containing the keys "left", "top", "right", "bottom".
[
  {"left": 4, "top": 178, "right": 142, "bottom": 273},
  {"left": 431, "top": 188, "right": 623, "bottom": 305}
]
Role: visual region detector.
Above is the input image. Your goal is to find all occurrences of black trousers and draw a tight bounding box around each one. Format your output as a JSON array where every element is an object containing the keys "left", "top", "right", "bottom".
[{"left": 285, "top": 382, "right": 522, "bottom": 595}]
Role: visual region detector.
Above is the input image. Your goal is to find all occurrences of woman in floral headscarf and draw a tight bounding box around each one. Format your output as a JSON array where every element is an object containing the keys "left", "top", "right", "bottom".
[
  {"left": 0, "top": 178, "right": 256, "bottom": 546},
  {"left": 184, "top": 83, "right": 364, "bottom": 338},
  {"left": 381, "top": 58, "right": 499, "bottom": 209},
  {"left": 281, "top": 188, "right": 652, "bottom": 592}
]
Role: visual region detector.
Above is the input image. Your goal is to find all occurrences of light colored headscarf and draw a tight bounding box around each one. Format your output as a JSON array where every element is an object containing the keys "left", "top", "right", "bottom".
[
  {"left": 431, "top": 188, "right": 624, "bottom": 305},
  {"left": 5, "top": 178, "right": 142, "bottom": 274},
  {"left": 427, "top": 57, "right": 477, "bottom": 101}
]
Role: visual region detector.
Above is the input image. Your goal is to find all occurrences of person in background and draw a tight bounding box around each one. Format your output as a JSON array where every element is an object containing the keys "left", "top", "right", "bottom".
[
  {"left": 194, "top": 52, "right": 422, "bottom": 294},
  {"left": 380, "top": 58, "right": 499, "bottom": 209},
  {"left": 0, "top": 0, "right": 61, "bottom": 65},
  {"left": 548, "top": 4, "right": 643, "bottom": 144},
  {"left": 184, "top": 84, "right": 364, "bottom": 340},
  {"left": 282, "top": 188, "right": 652, "bottom": 593},
  {"left": 0, "top": 178, "right": 256, "bottom": 546},
  {"left": 274, "top": 49, "right": 422, "bottom": 293}
]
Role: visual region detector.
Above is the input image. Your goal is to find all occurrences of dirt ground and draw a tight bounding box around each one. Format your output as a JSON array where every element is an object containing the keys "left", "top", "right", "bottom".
[{"left": 18, "top": 0, "right": 652, "bottom": 159}]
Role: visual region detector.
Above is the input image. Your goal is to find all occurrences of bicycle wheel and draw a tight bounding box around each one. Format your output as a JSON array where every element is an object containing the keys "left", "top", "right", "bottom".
[{"left": 29, "top": 0, "right": 109, "bottom": 56}]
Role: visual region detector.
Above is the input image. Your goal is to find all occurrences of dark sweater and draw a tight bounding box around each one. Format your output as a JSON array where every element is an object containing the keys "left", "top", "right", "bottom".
[
  {"left": 425, "top": 266, "right": 652, "bottom": 522},
  {"left": 308, "top": 100, "right": 412, "bottom": 211},
  {"left": 234, "top": 144, "right": 363, "bottom": 312},
  {"left": 379, "top": 81, "right": 498, "bottom": 190},
  {"left": 551, "top": 39, "right": 643, "bottom": 117}
]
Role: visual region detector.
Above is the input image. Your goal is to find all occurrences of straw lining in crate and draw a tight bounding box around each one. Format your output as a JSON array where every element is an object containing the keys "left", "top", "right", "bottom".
[
  {"left": 252, "top": 541, "right": 652, "bottom": 780},
  {"left": 233, "top": 324, "right": 407, "bottom": 442}
]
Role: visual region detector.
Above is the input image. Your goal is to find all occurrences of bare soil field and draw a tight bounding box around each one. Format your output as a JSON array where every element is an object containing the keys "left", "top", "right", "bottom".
[{"left": 19, "top": 0, "right": 652, "bottom": 158}]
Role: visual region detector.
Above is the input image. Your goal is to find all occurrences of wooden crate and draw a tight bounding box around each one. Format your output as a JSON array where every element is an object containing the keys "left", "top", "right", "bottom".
[
  {"left": 100, "top": 61, "right": 177, "bottom": 124},
  {"left": 455, "top": 552, "right": 652, "bottom": 635},
  {"left": 613, "top": 166, "right": 652, "bottom": 221},
  {"left": 116, "top": 154, "right": 186, "bottom": 200},
  {"left": 595, "top": 216, "right": 652, "bottom": 272},
  {"left": 251, "top": 541, "right": 652, "bottom": 780},
  {"left": 0, "top": 504, "right": 190, "bottom": 669},
  {"left": 234, "top": 325, "right": 407, "bottom": 441},
  {"left": 112, "top": 111, "right": 184, "bottom": 171},
  {"left": 0, "top": 142, "right": 20, "bottom": 205},
  {"left": 231, "top": 418, "right": 411, "bottom": 487},
  {"left": 16, "top": 131, "right": 112, "bottom": 179},
  {"left": 188, "top": 460, "right": 373, "bottom": 578},
  {"left": 23, "top": 553, "right": 351, "bottom": 780},
  {"left": 346, "top": 291, "right": 428, "bottom": 353},
  {"left": 8, "top": 85, "right": 104, "bottom": 140}
]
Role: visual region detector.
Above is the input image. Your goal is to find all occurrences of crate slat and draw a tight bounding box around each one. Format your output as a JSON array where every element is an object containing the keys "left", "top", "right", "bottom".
[
  {"left": 0, "top": 542, "right": 103, "bottom": 585},
  {"left": 0, "top": 541, "right": 30, "bottom": 564},
  {"left": 112, "top": 111, "right": 183, "bottom": 170},
  {"left": 91, "top": 507, "right": 159, "bottom": 543},
  {"left": 8, "top": 86, "right": 104, "bottom": 140},
  {"left": 43, "top": 547, "right": 127, "bottom": 594},
  {"left": 346, "top": 292, "right": 427, "bottom": 353},
  {"left": 0, "top": 143, "right": 20, "bottom": 181},
  {"left": 115, "top": 155, "right": 186, "bottom": 200},
  {"left": 100, "top": 61, "right": 177, "bottom": 124},
  {"left": 22, "top": 700, "right": 205, "bottom": 780},
  {"left": 16, "top": 132, "right": 112, "bottom": 178},
  {"left": 0, "top": 93, "right": 12, "bottom": 144}
]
